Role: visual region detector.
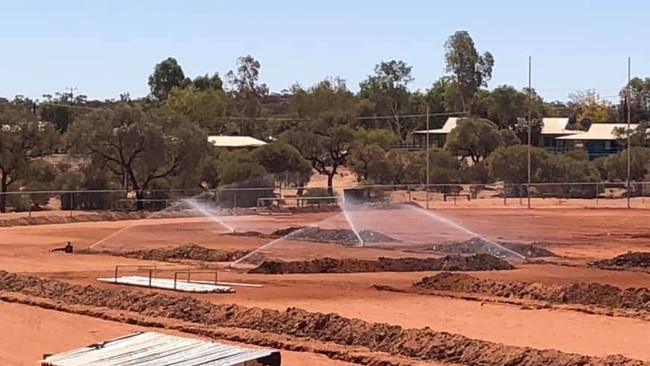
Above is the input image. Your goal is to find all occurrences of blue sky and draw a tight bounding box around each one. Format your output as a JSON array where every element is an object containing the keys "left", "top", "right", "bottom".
[{"left": 1, "top": 0, "right": 648, "bottom": 102}]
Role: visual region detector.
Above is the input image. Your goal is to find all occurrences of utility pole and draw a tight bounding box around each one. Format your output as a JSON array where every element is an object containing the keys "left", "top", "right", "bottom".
[
  {"left": 626, "top": 57, "right": 632, "bottom": 209},
  {"left": 66, "top": 87, "right": 77, "bottom": 104},
  {"left": 527, "top": 56, "right": 532, "bottom": 209},
  {"left": 425, "top": 105, "right": 430, "bottom": 210}
]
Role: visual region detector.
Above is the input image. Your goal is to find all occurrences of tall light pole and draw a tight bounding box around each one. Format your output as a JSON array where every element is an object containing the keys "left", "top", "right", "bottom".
[
  {"left": 527, "top": 56, "right": 532, "bottom": 209},
  {"left": 425, "top": 105, "right": 430, "bottom": 210},
  {"left": 626, "top": 57, "right": 632, "bottom": 209}
]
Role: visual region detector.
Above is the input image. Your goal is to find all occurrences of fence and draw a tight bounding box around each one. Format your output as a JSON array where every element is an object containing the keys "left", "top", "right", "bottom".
[{"left": 1, "top": 182, "right": 650, "bottom": 217}]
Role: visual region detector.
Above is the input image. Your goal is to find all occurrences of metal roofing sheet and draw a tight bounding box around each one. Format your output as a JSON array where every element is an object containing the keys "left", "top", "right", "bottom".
[
  {"left": 556, "top": 123, "right": 638, "bottom": 140},
  {"left": 96, "top": 276, "right": 234, "bottom": 293},
  {"left": 207, "top": 135, "right": 267, "bottom": 147},
  {"left": 40, "top": 332, "right": 278, "bottom": 366},
  {"left": 412, "top": 117, "right": 460, "bottom": 134}
]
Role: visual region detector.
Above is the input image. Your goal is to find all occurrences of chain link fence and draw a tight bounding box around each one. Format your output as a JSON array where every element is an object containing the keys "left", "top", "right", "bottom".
[{"left": 1, "top": 182, "right": 650, "bottom": 218}]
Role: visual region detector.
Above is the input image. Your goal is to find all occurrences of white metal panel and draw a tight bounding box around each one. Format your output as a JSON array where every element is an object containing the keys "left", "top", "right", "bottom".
[
  {"left": 207, "top": 135, "right": 267, "bottom": 148},
  {"left": 40, "top": 332, "right": 278, "bottom": 366},
  {"left": 96, "top": 276, "right": 234, "bottom": 293}
]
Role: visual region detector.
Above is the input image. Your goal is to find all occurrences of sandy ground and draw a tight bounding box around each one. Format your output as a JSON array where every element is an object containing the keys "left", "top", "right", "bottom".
[
  {"left": 0, "top": 302, "right": 350, "bottom": 366},
  {"left": 3, "top": 207, "right": 650, "bottom": 363}
]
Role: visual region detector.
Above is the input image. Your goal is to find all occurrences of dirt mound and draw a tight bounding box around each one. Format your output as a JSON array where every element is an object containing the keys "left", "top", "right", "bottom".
[
  {"left": 590, "top": 252, "right": 650, "bottom": 270},
  {"left": 250, "top": 254, "right": 514, "bottom": 274},
  {"left": 80, "top": 244, "right": 249, "bottom": 262},
  {"left": 0, "top": 271, "right": 643, "bottom": 366},
  {"left": 0, "top": 209, "right": 241, "bottom": 228},
  {"left": 427, "top": 237, "right": 557, "bottom": 258},
  {"left": 287, "top": 227, "right": 397, "bottom": 245},
  {"left": 414, "top": 272, "right": 650, "bottom": 311}
]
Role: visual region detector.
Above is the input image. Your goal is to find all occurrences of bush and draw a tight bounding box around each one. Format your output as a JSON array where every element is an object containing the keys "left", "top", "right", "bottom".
[
  {"left": 301, "top": 187, "right": 337, "bottom": 205},
  {"left": 217, "top": 176, "right": 275, "bottom": 208}
]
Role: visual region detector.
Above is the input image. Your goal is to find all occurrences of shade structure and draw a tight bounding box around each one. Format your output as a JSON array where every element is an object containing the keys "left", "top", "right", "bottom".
[{"left": 40, "top": 331, "right": 281, "bottom": 366}]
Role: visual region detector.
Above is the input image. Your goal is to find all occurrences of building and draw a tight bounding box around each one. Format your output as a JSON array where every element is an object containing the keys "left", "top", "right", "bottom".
[
  {"left": 555, "top": 123, "right": 636, "bottom": 159},
  {"left": 40, "top": 331, "right": 281, "bottom": 366},
  {"left": 537, "top": 117, "right": 585, "bottom": 152},
  {"left": 411, "top": 117, "right": 461, "bottom": 148},
  {"left": 208, "top": 135, "right": 268, "bottom": 151}
]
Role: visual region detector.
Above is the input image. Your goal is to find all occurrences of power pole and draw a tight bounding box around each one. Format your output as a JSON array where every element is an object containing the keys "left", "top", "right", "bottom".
[
  {"left": 626, "top": 57, "right": 632, "bottom": 209},
  {"left": 66, "top": 87, "right": 77, "bottom": 104},
  {"left": 527, "top": 56, "right": 532, "bottom": 209},
  {"left": 425, "top": 105, "right": 430, "bottom": 210}
]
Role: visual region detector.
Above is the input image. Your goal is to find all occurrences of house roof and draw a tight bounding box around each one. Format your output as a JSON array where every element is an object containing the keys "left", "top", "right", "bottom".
[
  {"left": 539, "top": 117, "right": 583, "bottom": 135},
  {"left": 556, "top": 123, "right": 638, "bottom": 141},
  {"left": 412, "top": 117, "right": 461, "bottom": 134},
  {"left": 207, "top": 135, "right": 267, "bottom": 148},
  {"left": 40, "top": 332, "right": 280, "bottom": 366}
]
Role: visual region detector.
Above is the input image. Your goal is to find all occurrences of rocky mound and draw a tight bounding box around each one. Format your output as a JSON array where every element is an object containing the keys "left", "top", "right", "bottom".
[
  {"left": 249, "top": 254, "right": 514, "bottom": 274},
  {"left": 80, "top": 245, "right": 249, "bottom": 262},
  {"left": 590, "top": 252, "right": 650, "bottom": 270},
  {"left": 427, "top": 237, "right": 557, "bottom": 258},
  {"left": 288, "top": 227, "right": 397, "bottom": 245},
  {"left": 0, "top": 271, "right": 643, "bottom": 366},
  {"left": 414, "top": 272, "right": 650, "bottom": 311}
]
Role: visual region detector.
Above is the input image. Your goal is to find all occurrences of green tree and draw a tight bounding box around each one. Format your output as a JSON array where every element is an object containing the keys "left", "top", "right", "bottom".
[
  {"left": 414, "top": 148, "right": 461, "bottom": 187},
  {"left": 68, "top": 105, "right": 207, "bottom": 209},
  {"left": 39, "top": 91, "right": 86, "bottom": 133},
  {"left": 148, "top": 57, "right": 189, "bottom": 101},
  {"left": 445, "top": 118, "right": 514, "bottom": 163},
  {"left": 619, "top": 77, "right": 650, "bottom": 123},
  {"left": 358, "top": 60, "right": 417, "bottom": 142},
  {"left": 486, "top": 145, "right": 551, "bottom": 184},
  {"left": 166, "top": 86, "right": 230, "bottom": 133},
  {"left": 227, "top": 55, "right": 270, "bottom": 137},
  {"left": 251, "top": 141, "right": 313, "bottom": 188},
  {"left": 0, "top": 99, "right": 57, "bottom": 212},
  {"left": 486, "top": 85, "right": 526, "bottom": 128},
  {"left": 603, "top": 147, "right": 650, "bottom": 181},
  {"left": 614, "top": 122, "right": 650, "bottom": 148},
  {"left": 444, "top": 30, "right": 494, "bottom": 111},
  {"left": 191, "top": 73, "right": 224, "bottom": 91},
  {"left": 216, "top": 151, "right": 274, "bottom": 207},
  {"left": 284, "top": 78, "right": 358, "bottom": 194}
]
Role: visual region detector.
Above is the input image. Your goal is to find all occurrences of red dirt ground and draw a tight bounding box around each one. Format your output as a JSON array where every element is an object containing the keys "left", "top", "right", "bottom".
[{"left": 2, "top": 207, "right": 650, "bottom": 364}]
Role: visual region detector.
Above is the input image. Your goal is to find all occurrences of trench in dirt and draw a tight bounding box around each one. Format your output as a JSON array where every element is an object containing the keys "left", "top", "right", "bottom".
[{"left": 0, "top": 271, "right": 645, "bottom": 366}]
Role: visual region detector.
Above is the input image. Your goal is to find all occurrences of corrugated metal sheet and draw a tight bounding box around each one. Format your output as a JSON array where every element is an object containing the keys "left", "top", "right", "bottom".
[
  {"left": 207, "top": 135, "right": 267, "bottom": 148},
  {"left": 40, "top": 332, "right": 280, "bottom": 366},
  {"left": 539, "top": 117, "right": 580, "bottom": 135},
  {"left": 556, "top": 123, "right": 638, "bottom": 141},
  {"left": 412, "top": 117, "right": 460, "bottom": 135},
  {"left": 96, "top": 276, "right": 234, "bottom": 293}
]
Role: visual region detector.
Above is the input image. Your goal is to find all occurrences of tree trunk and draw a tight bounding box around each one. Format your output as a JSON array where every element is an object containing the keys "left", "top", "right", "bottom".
[
  {"left": 327, "top": 173, "right": 335, "bottom": 196},
  {"left": 0, "top": 173, "right": 7, "bottom": 213},
  {"left": 135, "top": 190, "right": 145, "bottom": 211}
]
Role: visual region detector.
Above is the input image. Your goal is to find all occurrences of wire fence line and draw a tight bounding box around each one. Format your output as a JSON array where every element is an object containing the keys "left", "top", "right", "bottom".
[{"left": 1, "top": 181, "right": 650, "bottom": 215}]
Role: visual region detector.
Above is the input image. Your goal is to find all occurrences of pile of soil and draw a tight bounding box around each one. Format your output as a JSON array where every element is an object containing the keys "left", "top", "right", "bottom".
[
  {"left": 414, "top": 272, "right": 650, "bottom": 311},
  {"left": 590, "top": 252, "right": 650, "bottom": 270},
  {"left": 287, "top": 227, "right": 397, "bottom": 245},
  {"left": 0, "top": 271, "right": 642, "bottom": 366},
  {"left": 249, "top": 254, "right": 514, "bottom": 274},
  {"left": 0, "top": 209, "right": 241, "bottom": 228},
  {"left": 427, "top": 237, "right": 557, "bottom": 258},
  {"left": 80, "top": 244, "right": 249, "bottom": 262}
]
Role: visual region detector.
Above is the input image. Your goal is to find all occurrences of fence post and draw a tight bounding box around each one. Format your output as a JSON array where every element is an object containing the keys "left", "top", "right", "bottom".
[
  {"left": 233, "top": 191, "right": 237, "bottom": 209},
  {"left": 503, "top": 183, "right": 507, "bottom": 206},
  {"left": 69, "top": 192, "right": 73, "bottom": 217},
  {"left": 596, "top": 182, "right": 599, "bottom": 205}
]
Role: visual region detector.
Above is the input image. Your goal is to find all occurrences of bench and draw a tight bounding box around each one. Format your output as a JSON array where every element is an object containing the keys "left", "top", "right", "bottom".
[{"left": 443, "top": 193, "right": 471, "bottom": 202}]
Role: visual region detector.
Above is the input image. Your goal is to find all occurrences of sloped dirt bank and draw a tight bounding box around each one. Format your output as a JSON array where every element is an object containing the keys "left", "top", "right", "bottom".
[
  {"left": 78, "top": 244, "right": 250, "bottom": 263},
  {"left": 590, "top": 252, "right": 650, "bottom": 270},
  {"left": 414, "top": 272, "right": 650, "bottom": 311},
  {"left": 0, "top": 271, "right": 644, "bottom": 366},
  {"left": 249, "top": 254, "right": 515, "bottom": 274},
  {"left": 426, "top": 237, "right": 557, "bottom": 258}
]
